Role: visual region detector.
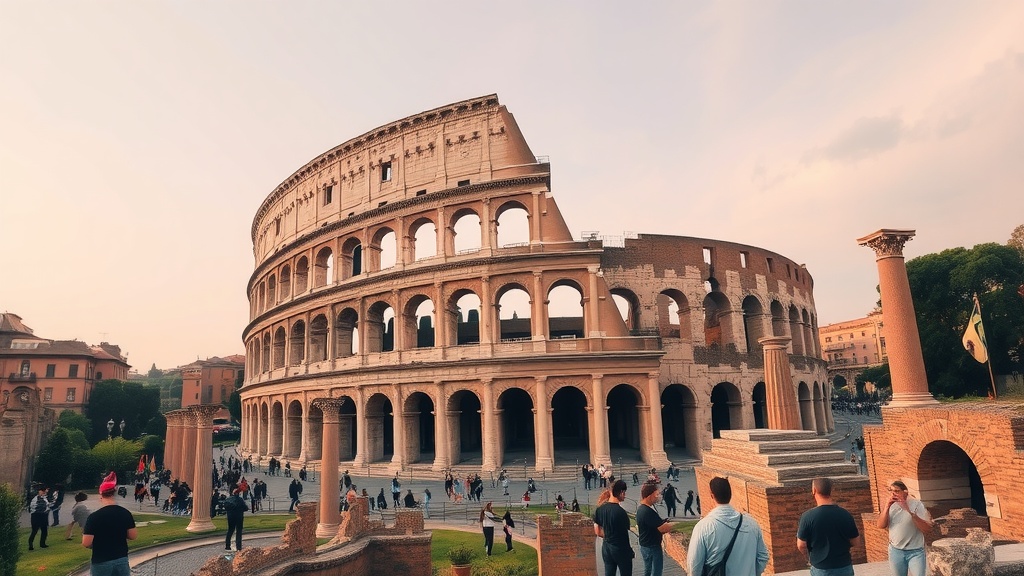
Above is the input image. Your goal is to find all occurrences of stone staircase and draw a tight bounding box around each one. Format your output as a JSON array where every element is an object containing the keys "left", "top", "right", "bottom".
[{"left": 701, "top": 429, "right": 859, "bottom": 485}]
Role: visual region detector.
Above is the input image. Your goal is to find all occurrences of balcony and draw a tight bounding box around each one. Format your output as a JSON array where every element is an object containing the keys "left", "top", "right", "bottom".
[{"left": 9, "top": 372, "right": 37, "bottom": 383}]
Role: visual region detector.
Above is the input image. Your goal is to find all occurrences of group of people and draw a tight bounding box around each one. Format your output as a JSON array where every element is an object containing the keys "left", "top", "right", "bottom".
[
  {"left": 478, "top": 501, "right": 517, "bottom": 556},
  {"left": 582, "top": 463, "right": 615, "bottom": 490},
  {"left": 442, "top": 471, "right": 487, "bottom": 503}
]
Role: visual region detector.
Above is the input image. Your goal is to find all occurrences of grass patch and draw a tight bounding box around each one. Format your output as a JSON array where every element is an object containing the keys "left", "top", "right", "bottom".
[
  {"left": 670, "top": 519, "right": 698, "bottom": 537},
  {"left": 16, "top": 513, "right": 293, "bottom": 576},
  {"left": 431, "top": 529, "right": 537, "bottom": 575}
]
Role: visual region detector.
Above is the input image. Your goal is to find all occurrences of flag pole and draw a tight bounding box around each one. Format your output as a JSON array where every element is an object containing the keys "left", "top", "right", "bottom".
[{"left": 986, "top": 357, "right": 998, "bottom": 400}]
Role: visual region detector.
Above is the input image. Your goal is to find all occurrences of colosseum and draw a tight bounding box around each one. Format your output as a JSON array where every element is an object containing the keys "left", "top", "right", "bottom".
[{"left": 238, "top": 94, "right": 830, "bottom": 477}]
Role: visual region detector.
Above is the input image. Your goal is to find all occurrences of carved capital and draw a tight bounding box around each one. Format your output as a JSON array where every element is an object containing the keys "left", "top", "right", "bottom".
[
  {"left": 857, "top": 229, "right": 916, "bottom": 259},
  {"left": 188, "top": 404, "right": 223, "bottom": 427},
  {"left": 312, "top": 397, "right": 345, "bottom": 418}
]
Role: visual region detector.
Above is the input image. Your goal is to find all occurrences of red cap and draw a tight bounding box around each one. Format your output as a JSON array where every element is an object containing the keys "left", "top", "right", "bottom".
[{"left": 99, "top": 472, "right": 118, "bottom": 494}]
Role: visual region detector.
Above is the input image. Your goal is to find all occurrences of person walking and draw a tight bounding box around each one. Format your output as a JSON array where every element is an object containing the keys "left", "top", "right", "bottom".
[
  {"left": 876, "top": 480, "right": 932, "bottom": 576},
  {"left": 65, "top": 492, "right": 90, "bottom": 541},
  {"left": 28, "top": 485, "right": 51, "bottom": 550},
  {"left": 480, "top": 502, "right": 497, "bottom": 556},
  {"left": 83, "top": 472, "right": 138, "bottom": 576},
  {"left": 502, "top": 509, "right": 516, "bottom": 552},
  {"left": 797, "top": 477, "right": 861, "bottom": 576},
  {"left": 684, "top": 490, "right": 697, "bottom": 517},
  {"left": 223, "top": 487, "right": 247, "bottom": 551},
  {"left": 687, "top": 477, "right": 769, "bottom": 576},
  {"left": 288, "top": 478, "right": 303, "bottom": 512},
  {"left": 593, "top": 480, "right": 633, "bottom": 576},
  {"left": 662, "top": 483, "right": 681, "bottom": 518},
  {"left": 637, "top": 482, "right": 673, "bottom": 576}
]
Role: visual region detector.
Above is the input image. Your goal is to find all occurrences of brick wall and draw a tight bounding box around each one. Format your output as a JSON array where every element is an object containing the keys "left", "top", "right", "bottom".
[{"left": 537, "top": 512, "right": 597, "bottom": 576}]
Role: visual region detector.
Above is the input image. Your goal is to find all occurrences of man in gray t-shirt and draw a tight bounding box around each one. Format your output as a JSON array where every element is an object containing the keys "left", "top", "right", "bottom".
[{"left": 876, "top": 480, "right": 932, "bottom": 576}]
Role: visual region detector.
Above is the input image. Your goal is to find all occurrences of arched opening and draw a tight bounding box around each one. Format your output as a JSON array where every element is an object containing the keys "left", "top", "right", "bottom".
[
  {"left": 335, "top": 308, "right": 358, "bottom": 358},
  {"left": 285, "top": 400, "right": 302, "bottom": 459},
  {"left": 258, "top": 403, "right": 269, "bottom": 454},
  {"left": 661, "top": 384, "right": 699, "bottom": 458},
  {"left": 257, "top": 283, "right": 265, "bottom": 314},
  {"left": 365, "top": 393, "right": 395, "bottom": 463},
  {"left": 551, "top": 386, "right": 589, "bottom": 461},
  {"left": 658, "top": 289, "right": 690, "bottom": 339},
  {"left": 710, "top": 382, "right": 741, "bottom": 438},
  {"left": 273, "top": 327, "right": 286, "bottom": 369},
  {"left": 607, "top": 384, "right": 641, "bottom": 458},
  {"left": 306, "top": 403, "right": 323, "bottom": 460},
  {"left": 833, "top": 374, "right": 848, "bottom": 391},
  {"left": 448, "top": 390, "right": 482, "bottom": 465},
  {"left": 341, "top": 237, "right": 362, "bottom": 280},
  {"left": 798, "top": 382, "right": 815, "bottom": 431},
  {"left": 452, "top": 210, "right": 482, "bottom": 254},
  {"left": 261, "top": 333, "right": 270, "bottom": 372},
  {"left": 703, "top": 290, "right": 732, "bottom": 348},
  {"left": 251, "top": 341, "right": 261, "bottom": 376},
  {"left": 497, "top": 285, "right": 531, "bottom": 341},
  {"left": 412, "top": 219, "right": 437, "bottom": 261},
  {"left": 770, "top": 300, "right": 786, "bottom": 337},
  {"left": 279, "top": 265, "right": 291, "bottom": 300},
  {"left": 495, "top": 203, "right": 530, "bottom": 247},
  {"left": 366, "top": 302, "right": 395, "bottom": 353},
  {"left": 611, "top": 289, "right": 641, "bottom": 332},
  {"left": 289, "top": 320, "right": 305, "bottom": 365},
  {"left": 270, "top": 401, "right": 284, "bottom": 455},
  {"left": 309, "top": 314, "right": 328, "bottom": 362},
  {"left": 752, "top": 382, "right": 767, "bottom": 429},
  {"left": 742, "top": 295, "right": 765, "bottom": 354},
  {"left": 812, "top": 382, "right": 827, "bottom": 434},
  {"left": 314, "top": 247, "right": 333, "bottom": 288},
  {"left": 267, "top": 275, "right": 277, "bottom": 307},
  {"left": 403, "top": 392, "right": 435, "bottom": 464},
  {"left": 404, "top": 296, "right": 435, "bottom": 348},
  {"left": 789, "top": 305, "right": 805, "bottom": 355},
  {"left": 369, "top": 228, "right": 397, "bottom": 271},
  {"left": 548, "top": 282, "right": 584, "bottom": 339},
  {"left": 498, "top": 388, "right": 534, "bottom": 464},
  {"left": 451, "top": 291, "right": 481, "bottom": 345},
  {"left": 917, "top": 440, "right": 987, "bottom": 517},
  {"left": 334, "top": 397, "right": 356, "bottom": 460},
  {"left": 295, "top": 256, "right": 309, "bottom": 294}
]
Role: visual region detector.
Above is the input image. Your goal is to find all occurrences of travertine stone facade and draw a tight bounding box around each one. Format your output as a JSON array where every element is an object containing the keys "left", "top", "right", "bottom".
[{"left": 239, "top": 95, "right": 829, "bottom": 476}]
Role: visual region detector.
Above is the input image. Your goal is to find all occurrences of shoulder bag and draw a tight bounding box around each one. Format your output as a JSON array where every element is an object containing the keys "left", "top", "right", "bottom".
[{"left": 702, "top": 515, "right": 743, "bottom": 576}]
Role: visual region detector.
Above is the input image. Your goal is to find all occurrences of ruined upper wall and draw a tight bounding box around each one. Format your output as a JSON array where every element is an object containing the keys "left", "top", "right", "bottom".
[{"left": 251, "top": 95, "right": 545, "bottom": 264}]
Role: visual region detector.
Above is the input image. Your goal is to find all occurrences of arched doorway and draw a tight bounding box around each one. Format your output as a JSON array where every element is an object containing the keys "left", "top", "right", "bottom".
[
  {"left": 403, "top": 392, "right": 435, "bottom": 464},
  {"left": 551, "top": 386, "right": 588, "bottom": 463},
  {"left": 710, "top": 382, "right": 741, "bottom": 438},
  {"left": 285, "top": 400, "right": 302, "bottom": 459},
  {"left": 338, "top": 397, "right": 357, "bottom": 460},
  {"left": 752, "top": 382, "right": 767, "bottom": 429},
  {"left": 365, "top": 393, "right": 394, "bottom": 463},
  {"left": 270, "top": 402, "right": 284, "bottom": 455},
  {"left": 917, "top": 441, "right": 987, "bottom": 517},
  {"left": 448, "top": 390, "right": 482, "bottom": 465},
  {"left": 607, "top": 384, "right": 641, "bottom": 460},
  {"left": 498, "top": 388, "right": 535, "bottom": 467},
  {"left": 798, "top": 382, "right": 815, "bottom": 431},
  {"left": 306, "top": 403, "right": 323, "bottom": 460},
  {"left": 661, "top": 384, "right": 699, "bottom": 458}
]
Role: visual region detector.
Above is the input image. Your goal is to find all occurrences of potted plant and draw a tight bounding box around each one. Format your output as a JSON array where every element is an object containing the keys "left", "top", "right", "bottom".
[{"left": 446, "top": 544, "right": 475, "bottom": 576}]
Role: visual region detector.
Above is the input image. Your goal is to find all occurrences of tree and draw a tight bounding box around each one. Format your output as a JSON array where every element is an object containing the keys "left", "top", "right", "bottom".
[
  {"left": 34, "top": 428, "right": 76, "bottom": 486},
  {"left": 0, "top": 482, "right": 21, "bottom": 576},
  {"left": 905, "top": 243, "right": 1024, "bottom": 397},
  {"left": 1009, "top": 224, "right": 1024, "bottom": 255},
  {"left": 58, "top": 409, "right": 92, "bottom": 444},
  {"left": 856, "top": 364, "right": 890, "bottom": 397},
  {"left": 85, "top": 380, "right": 161, "bottom": 442},
  {"left": 147, "top": 363, "right": 163, "bottom": 378},
  {"left": 91, "top": 437, "right": 143, "bottom": 479},
  {"left": 227, "top": 389, "right": 241, "bottom": 423}
]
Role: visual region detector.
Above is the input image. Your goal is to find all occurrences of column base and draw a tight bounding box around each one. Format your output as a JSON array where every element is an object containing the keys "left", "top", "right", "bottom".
[
  {"left": 316, "top": 522, "right": 339, "bottom": 539},
  {"left": 534, "top": 457, "right": 553, "bottom": 473},
  {"left": 594, "top": 454, "right": 611, "bottom": 467},
  {"left": 886, "top": 392, "right": 940, "bottom": 408},
  {"left": 646, "top": 450, "right": 670, "bottom": 470},
  {"left": 186, "top": 518, "right": 216, "bottom": 532},
  {"left": 432, "top": 458, "right": 450, "bottom": 472}
]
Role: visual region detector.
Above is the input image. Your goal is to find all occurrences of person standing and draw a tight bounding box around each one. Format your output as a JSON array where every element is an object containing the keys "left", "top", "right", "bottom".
[
  {"left": 28, "top": 485, "right": 51, "bottom": 550},
  {"left": 876, "top": 480, "right": 932, "bottom": 576},
  {"left": 223, "top": 487, "right": 247, "bottom": 551},
  {"left": 593, "top": 480, "right": 633, "bottom": 576},
  {"left": 662, "top": 483, "right": 681, "bottom": 518},
  {"left": 687, "top": 477, "right": 769, "bottom": 576},
  {"left": 796, "top": 477, "right": 861, "bottom": 576},
  {"left": 423, "top": 488, "right": 431, "bottom": 519},
  {"left": 83, "top": 472, "right": 138, "bottom": 576},
  {"left": 50, "top": 484, "right": 65, "bottom": 526},
  {"left": 65, "top": 492, "right": 90, "bottom": 540},
  {"left": 391, "top": 475, "right": 402, "bottom": 508},
  {"left": 501, "top": 509, "right": 516, "bottom": 552},
  {"left": 637, "top": 482, "right": 673, "bottom": 576},
  {"left": 684, "top": 490, "right": 696, "bottom": 517},
  {"left": 287, "top": 478, "right": 303, "bottom": 512},
  {"left": 480, "top": 501, "right": 498, "bottom": 556}
]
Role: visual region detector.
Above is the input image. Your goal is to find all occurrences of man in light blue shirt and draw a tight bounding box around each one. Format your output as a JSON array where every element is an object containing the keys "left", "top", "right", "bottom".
[{"left": 687, "top": 477, "right": 770, "bottom": 576}]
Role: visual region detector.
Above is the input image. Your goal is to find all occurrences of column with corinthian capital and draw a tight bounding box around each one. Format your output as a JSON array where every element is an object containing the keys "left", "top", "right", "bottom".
[
  {"left": 759, "top": 336, "right": 802, "bottom": 430},
  {"left": 312, "top": 398, "right": 343, "bottom": 537},
  {"left": 187, "top": 405, "right": 222, "bottom": 532}
]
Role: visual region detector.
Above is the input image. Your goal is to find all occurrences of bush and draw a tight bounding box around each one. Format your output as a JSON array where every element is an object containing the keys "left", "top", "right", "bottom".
[
  {"left": 446, "top": 544, "right": 475, "bottom": 566},
  {"left": 0, "top": 483, "right": 21, "bottom": 576}
]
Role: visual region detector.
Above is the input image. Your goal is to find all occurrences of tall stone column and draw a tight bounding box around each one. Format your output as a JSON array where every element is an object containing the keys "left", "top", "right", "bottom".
[
  {"left": 352, "top": 388, "right": 367, "bottom": 467},
  {"left": 391, "top": 387, "right": 406, "bottom": 472},
  {"left": 534, "top": 377, "right": 553, "bottom": 471},
  {"left": 163, "top": 412, "right": 179, "bottom": 479},
  {"left": 181, "top": 416, "right": 198, "bottom": 487},
  {"left": 591, "top": 374, "right": 610, "bottom": 465},
  {"left": 187, "top": 405, "right": 221, "bottom": 533},
  {"left": 312, "top": 398, "right": 343, "bottom": 537},
  {"left": 759, "top": 336, "right": 802, "bottom": 430},
  {"left": 481, "top": 380, "right": 497, "bottom": 472},
  {"left": 480, "top": 276, "right": 493, "bottom": 346},
  {"left": 858, "top": 229, "right": 938, "bottom": 407},
  {"left": 433, "top": 382, "right": 450, "bottom": 471},
  {"left": 645, "top": 373, "right": 669, "bottom": 467}
]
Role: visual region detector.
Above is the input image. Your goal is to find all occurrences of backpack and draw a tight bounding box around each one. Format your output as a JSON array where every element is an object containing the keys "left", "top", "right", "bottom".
[{"left": 702, "top": 515, "right": 743, "bottom": 576}]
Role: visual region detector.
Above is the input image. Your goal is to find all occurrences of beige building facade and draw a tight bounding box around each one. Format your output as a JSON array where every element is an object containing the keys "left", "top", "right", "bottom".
[
  {"left": 238, "top": 95, "right": 830, "bottom": 474},
  {"left": 818, "top": 310, "right": 886, "bottom": 389}
]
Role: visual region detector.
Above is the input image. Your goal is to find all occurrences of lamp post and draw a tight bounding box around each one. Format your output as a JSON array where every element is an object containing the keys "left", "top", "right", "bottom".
[
  {"left": 119, "top": 419, "right": 126, "bottom": 437},
  {"left": 107, "top": 419, "right": 115, "bottom": 439}
]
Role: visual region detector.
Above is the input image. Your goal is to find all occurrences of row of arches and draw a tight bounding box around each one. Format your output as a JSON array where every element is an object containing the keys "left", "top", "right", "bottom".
[{"left": 251, "top": 202, "right": 532, "bottom": 318}]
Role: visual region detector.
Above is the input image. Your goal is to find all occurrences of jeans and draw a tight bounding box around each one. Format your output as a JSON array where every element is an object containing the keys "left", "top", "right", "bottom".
[
  {"left": 29, "top": 513, "right": 48, "bottom": 548},
  {"left": 640, "top": 545, "right": 663, "bottom": 576},
  {"left": 889, "top": 545, "right": 926, "bottom": 576},
  {"left": 810, "top": 566, "right": 854, "bottom": 576},
  {"left": 602, "top": 544, "right": 633, "bottom": 576},
  {"left": 483, "top": 526, "right": 494, "bottom": 555},
  {"left": 90, "top": 557, "right": 131, "bottom": 576},
  {"left": 226, "top": 515, "right": 243, "bottom": 550}
]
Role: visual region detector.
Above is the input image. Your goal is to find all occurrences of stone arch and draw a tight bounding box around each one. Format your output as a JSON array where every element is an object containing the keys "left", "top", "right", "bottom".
[
  {"left": 548, "top": 280, "right": 584, "bottom": 339},
  {"left": 309, "top": 314, "right": 329, "bottom": 362},
  {"left": 272, "top": 327, "right": 286, "bottom": 369},
  {"left": 270, "top": 400, "right": 284, "bottom": 455},
  {"left": 257, "top": 283, "right": 265, "bottom": 314},
  {"left": 366, "top": 301, "right": 395, "bottom": 353},
  {"left": 446, "top": 389, "right": 482, "bottom": 465},
  {"left": 341, "top": 236, "right": 363, "bottom": 279},
  {"left": 789, "top": 305, "right": 805, "bottom": 355},
  {"left": 369, "top": 226, "right": 398, "bottom": 271},
  {"left": 365, "top": 392, "right": 395, "bottom": 463},
  {"left": 450, "top": 289, "right": 481, "bottom": 345},
  {"left": 752, "top": 382, "right": 767, "bottom": 429},
  {"left": 610, "top": 288, "right": 641, "bottom": 332},
  {"left": 268, "top": 274, "right": 277, "bottom": 307},
  {"left": 551, "top": 384, "right": 589, "bottom": 461},
  {"left": 306, "top": 402, "right": 323, "bottom": 460},
  {"left": 498, "top": 387, "right": 535, "bottom": 464},
  {"left": 710, "top": 382, "right": 742, "bottom": 438},
  {"left": 285, "top": 399, "right": 302, "bottom": 459},
  {"left": 451, "top": 208, "right": 482, "bottom": 254},
  {"left": 770, "top": 300, "right": 787, "bottom": 338},
  {"left": 251, "top": 340, "right": 261, "bottom": 376},
  {"left": 812, "top": 382, "right": 826, "bottom": 434},
  {"left": 261, "top": 332, "right": 271, "bottom": 372},
  {"left": 661, "top": 384, "right": 699, "bottom": 458},
  {"left": 279, "top": 264, "right": 291, "bottom": 299},
  {"left": 802, "top": 309, "right": 816, "bottom": 357},
  {"left": 314, "top": 246, "right": 333, "bottom": 288},
  {"left": 259, "top": 402, "right": 269, "bottom": 454},
  {"left": 496, "top": 283, "right": 531, "bottom": 341},
  {"left": 658, "top": 289, "right": 690, "bottom": 339},
  {"left": 402, "top": 391, "right": 436, "bottom": 464},
  {"left": 404, "top": 294, "right": 435, "bottom": 348},
  {"left": 607, "top": 383, "right": 642, "bottom": 452},
  {"left": 411, "top": 217, "right": 438, "bottom": 261},
  {"left": 337, "top": 396, "right": 357, "bottom": 460},
  {"left": 495, "top": 201, "right": 530, "bottom": 247},
  {"left": 335, "top": 308, "right": 359, "bottom": 358},
  {"left": 798, "top": 381, "right": 814, "bottom": 431},
  {"left": 703, "top": 289, "right": 733, "bottom": 348},
  {"left": 916, "top": 440, "right": 987, "bottom": 517},
  {"left": 295, "top": 255, "right": 309, "bottom": 294},
  {"left": 289, "top": 320, "right": 306, "bottom": 365},
  {"left": 742, "top": 295, "right": 765, "bottom": 354}
]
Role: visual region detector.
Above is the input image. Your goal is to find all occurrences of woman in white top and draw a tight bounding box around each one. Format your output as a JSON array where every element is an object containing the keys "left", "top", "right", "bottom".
[{"left": 479, "top": 501, "right": 497, "bottom": 556}]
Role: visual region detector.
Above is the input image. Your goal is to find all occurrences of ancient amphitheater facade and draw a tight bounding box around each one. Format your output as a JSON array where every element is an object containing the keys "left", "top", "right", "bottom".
[{"left": 239, "top": 95, "right": 830, "bottom": 474}]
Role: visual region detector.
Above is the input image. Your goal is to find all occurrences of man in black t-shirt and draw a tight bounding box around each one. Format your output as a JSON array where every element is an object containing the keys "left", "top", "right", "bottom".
[
  {"left": 83, "top": 472, "right": 137, "bottom": 576},
  {"left": 593, "top": 480, "right": 633, "bottom": 576},
  {"left": 637, "top": 482, "right": 673, "bottom": 576},
  {"left": 796, "top": 477, "right": 860, "bottom": 576}
]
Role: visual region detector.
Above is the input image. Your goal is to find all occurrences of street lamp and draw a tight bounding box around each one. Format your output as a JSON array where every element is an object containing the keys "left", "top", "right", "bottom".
[
  {"left": 119, "top": 419, "right": 126, "bottom": 437},
  {"left": 107, "top": 419, "right": 115, "bottom": 439}
]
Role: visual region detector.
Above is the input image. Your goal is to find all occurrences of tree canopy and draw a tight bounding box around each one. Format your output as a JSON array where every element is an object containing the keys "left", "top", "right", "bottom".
[
  {"left": 905, "top": 242, "right": 1024, "bottom": 397},
  {"left": 57, "top": 409, "right": 92, "bottom": 444},
  {"left": 85, "top": 379, "right": 161, "bottom": 442}
]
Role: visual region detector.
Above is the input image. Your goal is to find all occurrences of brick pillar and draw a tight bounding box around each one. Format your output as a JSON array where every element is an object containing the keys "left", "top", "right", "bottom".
[
  {"left": 646, "top": 372, "right": 669, "bottom": 468},
  {"left": 857, "top": 229, "right": 938, "bottom": 407},
  {"left": 534, "top": 376, "right": 553, "bottom": 471},
  {"left": 591, "top": 374, "right": 610, "bottom": 465},
  {"left": 312, "top": 398, "right": 343, "bottom": 537},
  {"left": 759, "top": 336, "right": 802, "bottom": 430},
  {"left": 187, "top": 404, "right": 221, "bottom": 532}
]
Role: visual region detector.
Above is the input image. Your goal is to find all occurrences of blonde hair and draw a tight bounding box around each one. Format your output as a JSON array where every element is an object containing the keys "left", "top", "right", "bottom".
[{"left": 596, "top": 489, "right": 612, "bottom": 506}]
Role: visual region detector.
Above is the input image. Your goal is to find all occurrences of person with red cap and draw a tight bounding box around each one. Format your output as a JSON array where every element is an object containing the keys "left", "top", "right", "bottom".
[{"left": 82, "top": 472, "right": 137, "bottom": 575}]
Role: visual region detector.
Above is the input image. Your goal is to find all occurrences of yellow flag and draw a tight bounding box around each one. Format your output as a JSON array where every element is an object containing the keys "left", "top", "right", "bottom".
[{"left": 962, "top": 297, "right": 988, "bottom": 363}]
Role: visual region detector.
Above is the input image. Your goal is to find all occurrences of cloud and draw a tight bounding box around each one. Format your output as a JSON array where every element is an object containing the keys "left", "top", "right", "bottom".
[{"left": 804, "top": 114, "right": 905, "bottom": 164}]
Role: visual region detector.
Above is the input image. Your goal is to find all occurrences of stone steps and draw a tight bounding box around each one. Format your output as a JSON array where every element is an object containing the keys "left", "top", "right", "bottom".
[
  {"left": 710, "top": 437, "right": 833, "bottom": 454},
  {"left": 702, "top": 429, "right": 862, "bottom": 486},
  {"left": 719, "top": 429, "right": 822, "bottom": 442}
]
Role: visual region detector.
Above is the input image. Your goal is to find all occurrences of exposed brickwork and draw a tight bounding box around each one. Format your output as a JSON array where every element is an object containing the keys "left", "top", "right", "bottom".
[
  {"left": 663, "top": 532, "right": 690, "bottom": 571},
  {"left": 537, "top": 512, "right": 597, "bottom": 576}
]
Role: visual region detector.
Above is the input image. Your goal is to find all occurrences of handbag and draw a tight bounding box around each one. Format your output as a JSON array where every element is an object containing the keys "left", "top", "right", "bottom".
[{"left": 702, "top": 515, "right": 743, "bottom": 576}]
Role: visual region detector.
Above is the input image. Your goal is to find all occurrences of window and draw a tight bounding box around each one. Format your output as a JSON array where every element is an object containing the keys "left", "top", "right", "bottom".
[
  {"left": 740, "top": 251, "right": 748, "bottom": 268},
  {"left": 863, "top": 357, "right": 868, "bottom": 364},
  {"left": 69, "top": 364, "right": 79, "bottom": 378},
  {"left": 275, "top": 219, "right": 281, "bottom": 236},
  {"left": 46, "top": 364, "right": 56, "bottom": 378},
  {"left": 702, "top": 247, "right": 712, "bottom": 265},
  {"left": 95, "top": 371, "right": 103, "bottom": 381},
  {"left": 20, "top": 360, "right": 30, "bottom": 376},
  {"left": 825, "top": 337, "right": 832, "bottom": 343},
  {"left": 457, "top": 179, "right": 470, "bottom": 187},
  {"left": 66, "top": 388, "right": 76, "bottom": 402},
  {"left": 381, "top": 161, "right": 392, "bottom": 182},
  {"left": 786, "top": 263, "right": 791, "bottom": 278},
  {"left": 416, "top": 189, "right": 427, "bottom": 196},
  {"left": 766, "top": 258, "right": 774, "bottom": 273},
  {"left": 861, "top": 331, "right": 866, "bottom": 336},
  {"left": 44, "top": 388, "right": 53, "bottom": 401},
  {"left": 324, "top": 185, "right": 334, "bottom": 205}
]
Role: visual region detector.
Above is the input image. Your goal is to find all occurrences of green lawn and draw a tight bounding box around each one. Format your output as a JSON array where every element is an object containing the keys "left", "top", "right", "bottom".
[
  {"left": 431, "top": 529, "right": 538, "bottom": 575},
  {"left": 16, "top": 513, "right": 293, "bottom": 576}
]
